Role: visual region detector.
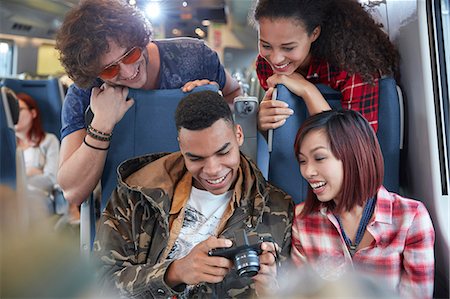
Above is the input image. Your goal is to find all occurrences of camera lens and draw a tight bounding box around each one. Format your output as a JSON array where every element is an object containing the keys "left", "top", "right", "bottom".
[{"left": 233, "top": 249, "right": 260, "bottom": 277}]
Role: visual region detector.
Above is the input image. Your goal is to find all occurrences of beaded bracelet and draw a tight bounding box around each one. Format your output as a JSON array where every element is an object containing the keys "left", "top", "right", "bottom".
[
  {"left": 83, "top": 137, "right": 110, "bottom": 151},
  {"left": 88, "top": 124, "right": 112, "bottom": 137},
  {"left": 86, "top": 128, "right": 112, "bottom": 142}
]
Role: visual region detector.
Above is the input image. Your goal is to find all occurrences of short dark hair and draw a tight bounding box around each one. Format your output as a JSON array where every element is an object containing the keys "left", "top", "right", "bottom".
[
  {"left": 294, "top": 110, "right": 384, "bottom": 215},
  {"left": 175, "top": 90, "right": 234, "bottom": 131},
  {"left": 56, "top": 0, "right": 152, "bottom": 88}
]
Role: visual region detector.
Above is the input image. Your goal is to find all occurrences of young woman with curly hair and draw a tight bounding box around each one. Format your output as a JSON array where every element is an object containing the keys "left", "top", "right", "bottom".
[
  {"left": 252, "top": 0, "right": 399, "bottom": 133},
  {"left": 55, "top": 0, "right": 241, "bottom": 207}
]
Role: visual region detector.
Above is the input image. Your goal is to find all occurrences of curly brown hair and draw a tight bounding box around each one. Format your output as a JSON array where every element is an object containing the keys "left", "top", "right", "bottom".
[
  {"left": 55, "top": 0, "right": 152, "bottom": 88},
  {"left": 252, "top": 0, "right": 399, "bottom": 83}
]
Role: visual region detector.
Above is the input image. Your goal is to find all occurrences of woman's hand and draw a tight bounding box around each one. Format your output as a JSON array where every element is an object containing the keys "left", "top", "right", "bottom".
[
  {"left": 265, "top": 73, "right": 330, "bottom": 117},
  {"left": 258, "top": 87, "right": 294, "bottom": 131},
  {"left": 266, "top": 72, "right": 312, "bottom": 99}
]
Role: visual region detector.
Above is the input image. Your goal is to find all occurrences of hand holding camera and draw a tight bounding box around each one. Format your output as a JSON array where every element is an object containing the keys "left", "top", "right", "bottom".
[
  {"left": 165, "top": 236, "right": 234, "bottom": 288},
  {"left": 208, "top": 230, "right": 279, "bottom": 278}
]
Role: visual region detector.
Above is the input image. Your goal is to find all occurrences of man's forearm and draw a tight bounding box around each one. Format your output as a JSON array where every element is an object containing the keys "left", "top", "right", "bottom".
[{"left": 58, "top": 145, "right": 107, "bottom": 205}]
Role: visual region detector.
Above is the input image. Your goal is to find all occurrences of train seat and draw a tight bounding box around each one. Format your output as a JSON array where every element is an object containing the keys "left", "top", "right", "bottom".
[
  {"left": 2, "top": 78, "right": 65, "bottom": 139},
  {"left": 260, "top": 77, "right": 402, "bottom": 204},
  {"left": 0, "top": 87, "right": 19, "bottom": 189}
]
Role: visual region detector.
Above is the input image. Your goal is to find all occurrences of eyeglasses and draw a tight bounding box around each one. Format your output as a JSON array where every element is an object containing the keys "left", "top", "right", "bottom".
[{"left": 99, "top": 47, "right": 143, "bottom": 80}]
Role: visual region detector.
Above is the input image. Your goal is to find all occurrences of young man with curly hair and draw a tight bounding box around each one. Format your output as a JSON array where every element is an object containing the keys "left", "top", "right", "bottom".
[{"left": 55, "top": 0, "right": 241, "bottom": 210}]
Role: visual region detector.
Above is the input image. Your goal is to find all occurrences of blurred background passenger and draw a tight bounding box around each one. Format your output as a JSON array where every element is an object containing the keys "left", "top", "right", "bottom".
[
  {"left": 14, "top": 92, "right": 62, "bottom": 215},
  {"left": 0, "top": 185, "right": 101, "bottom": 299},
  {"left": 261, "top": 263, "right": 400, "bottom": 299}
]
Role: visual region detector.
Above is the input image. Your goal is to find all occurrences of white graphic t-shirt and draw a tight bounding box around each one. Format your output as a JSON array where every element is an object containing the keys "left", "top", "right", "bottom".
[{"left": 167, "top": 187, "right": 233, "bottom": 260}]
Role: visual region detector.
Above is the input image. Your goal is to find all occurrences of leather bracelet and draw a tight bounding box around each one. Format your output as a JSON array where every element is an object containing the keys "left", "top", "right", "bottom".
[
  {"left": 88, "top": 124, "right": 113, "bottom": 137},
  {"left": 86, "top": 128, "right": 112, "bottom": 141},
  {"left": 83, "top": 137, "right": 110, "bottom": 150}
]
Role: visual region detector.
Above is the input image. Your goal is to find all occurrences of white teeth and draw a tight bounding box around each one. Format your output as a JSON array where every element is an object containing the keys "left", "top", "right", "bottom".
[
  {"left": 274, "top": 62, "right": 289, "bottom": 69},
  {"left": 206, "top": 175, "right": 226, "bottom": 184},
  {"left": 125, "top": 66, "right": 139, "bottom": 80},
  {"left": 310, "top": 182, "right": 326, "bottom": 189}
]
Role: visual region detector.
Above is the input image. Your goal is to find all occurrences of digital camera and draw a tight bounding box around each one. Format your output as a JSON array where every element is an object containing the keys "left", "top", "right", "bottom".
[{"left": 208, "top": 229, "right": 264, "bottom": 278}]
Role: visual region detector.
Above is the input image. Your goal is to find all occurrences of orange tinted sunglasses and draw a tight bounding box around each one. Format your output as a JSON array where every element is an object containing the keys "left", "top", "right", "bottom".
[{"left": 99, "top": 47, "right": 143, "bottom": 79}]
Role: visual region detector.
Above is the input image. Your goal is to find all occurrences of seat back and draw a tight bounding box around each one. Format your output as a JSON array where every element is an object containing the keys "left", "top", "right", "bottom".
[
  {"left": 98, "top": 85, "right": 218, "bottom": 209},
  {"left": 0, "top": 87, "right": 19, "bottom": 189},
  {"left": 2, "top": 78, "right": 64, "bottom": 139},
  {"left": 266, "top": 78, "right": 401, "bottom": 204}
]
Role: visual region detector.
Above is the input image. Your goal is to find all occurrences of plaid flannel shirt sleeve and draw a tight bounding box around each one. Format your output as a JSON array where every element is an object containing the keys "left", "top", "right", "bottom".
[
  {"left": 398, "top": 202, "right": 435, "bottom": 299},
  {"left": 333, "top": 71, "right": 380, "bottom": 132},
  {"left": 256, "top": 55, "right": 273, "bottom": 91}
]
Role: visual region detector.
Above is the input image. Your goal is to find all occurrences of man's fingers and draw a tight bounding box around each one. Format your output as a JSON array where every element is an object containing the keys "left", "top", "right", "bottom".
[
  {"left": 261, "top": 241, "right": 279, "bottom": 253},
  {"left": 124, "top": 98, "right": 135, "bottom": 110},
  {"left": 182, "top": 79, "right": 214, "bottom": 92},
  {"left": 259, "top": 251, "right": 277, "bottom": 266},
  {"left": 205, "top": 256, "right": 233, "bottom": 269},
  {"left": 204, "top": 236, "right": 233, "bottom": 252}
]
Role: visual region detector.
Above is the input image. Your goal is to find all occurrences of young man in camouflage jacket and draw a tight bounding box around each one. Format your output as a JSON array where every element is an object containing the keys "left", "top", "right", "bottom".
[{"left": 94, "top": 90, "right": 294, "bottom": 298}]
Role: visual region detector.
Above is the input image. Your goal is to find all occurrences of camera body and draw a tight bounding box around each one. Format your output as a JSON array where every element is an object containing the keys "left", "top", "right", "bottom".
[{"left": 209, "top": 229, "right": 264, "bottom": 277}]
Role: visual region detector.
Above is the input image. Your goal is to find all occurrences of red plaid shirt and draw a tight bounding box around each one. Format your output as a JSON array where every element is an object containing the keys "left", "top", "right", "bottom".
[
  {"left": 256, "top": 55, "right": 380, "bottom": 132},
  {"left": 291, "top": 186, "right": 435, "bottom": 299}
]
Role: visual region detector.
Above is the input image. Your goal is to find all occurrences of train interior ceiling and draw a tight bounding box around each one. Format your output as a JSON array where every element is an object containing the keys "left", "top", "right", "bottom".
[{"left": 0, "top": 0, "right": 449, "bottom": 298}]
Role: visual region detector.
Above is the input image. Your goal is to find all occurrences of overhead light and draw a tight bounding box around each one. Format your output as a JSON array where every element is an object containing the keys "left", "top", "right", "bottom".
[
  {"left": 201, "top": 20, "right": 211, "bottom": 26},
  {"left": 182, "top": 1, "right": 188, "bottom": 7},
  {"left": 195, "top": 27, "right": 205, "bottom": 38},
  {"left": 129, "top": 0, "right": 136, "bottom": 5},
  {"left": 145, "top": 1, "right": 161, "bottom": 20},
  {"left": 172, "top": 28, "right": 182, "bottom": 36}
]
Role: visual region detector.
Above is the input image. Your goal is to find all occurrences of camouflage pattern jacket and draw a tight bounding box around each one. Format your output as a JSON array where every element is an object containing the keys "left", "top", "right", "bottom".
[{"left": 94, "top": 152, "right": 294, "bottom": 298}]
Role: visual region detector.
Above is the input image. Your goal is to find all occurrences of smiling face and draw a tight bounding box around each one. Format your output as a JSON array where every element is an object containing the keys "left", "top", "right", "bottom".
[
  {"left": 298, "top": 129, "right": 343, "bottom": 203},
  {"left": 99, "top": 40, "right": 148, "bottom": 88},
  {"left": 258, "top": 17, "right": 320, "bottom": 75},
  {"left": 14, "top": 99, "right": 35, "bottom": 135},
  {"left": 178, "top": 119, "right": 244, "bottom": 195}
]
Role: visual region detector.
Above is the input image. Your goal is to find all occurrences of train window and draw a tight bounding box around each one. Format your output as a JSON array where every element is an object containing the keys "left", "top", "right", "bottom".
[
  {"left": 37, "top": 44, "right": 65, "bottom": 76},
  {"left": 430, "top": 0, "right": 450, "bottom": 194},
  {"left": 0, "top": 39, "right": 14, "bottom": 77}
]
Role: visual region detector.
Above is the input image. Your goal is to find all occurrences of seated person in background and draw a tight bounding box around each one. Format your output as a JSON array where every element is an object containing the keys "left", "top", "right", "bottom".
[
  {"left": 94, "top": 90, "right": 293, "bottom": 298},
  {"left": 55, "top": 0, "right": 241, "bottom": 208},
  {"left": 291, "top": 110, "right": 435, "bottom": 299},
  {"left": 252, "top": 0, "right": 399, "bottom": 132},
  {"left": 15, "top": 93, "right": 60, "bottom": 212}
]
